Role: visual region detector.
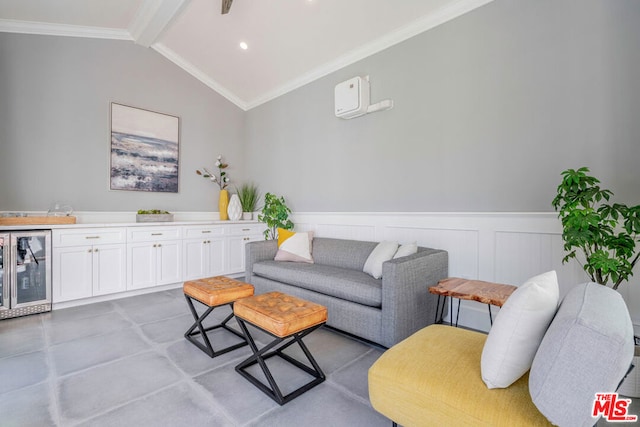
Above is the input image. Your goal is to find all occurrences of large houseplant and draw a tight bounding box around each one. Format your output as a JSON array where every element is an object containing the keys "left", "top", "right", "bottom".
[
  {"left": 552, "top": 167, "right": 640, "bottom": 290},
  {"left": 554, "top": 168, "right": 640, "bottom": 398},
  {"left": 258, "top": 192, "right": 294, "bottom": 240}
]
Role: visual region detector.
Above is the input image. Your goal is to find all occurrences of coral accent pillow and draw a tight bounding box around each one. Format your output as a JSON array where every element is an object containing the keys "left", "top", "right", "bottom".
[
  {"left": 274, "top": 228, "right": 314, "bottom": 263},
  {"left": 363, "top": 241, "right": 399, "bottom": 279},
  {"left": 481, "top": 271, "right": 560, "bottom": 389}
]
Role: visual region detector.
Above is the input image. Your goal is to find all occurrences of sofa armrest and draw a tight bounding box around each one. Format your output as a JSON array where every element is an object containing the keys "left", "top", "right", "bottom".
[
  {"left": 380, "top": 248, "right": 448, "bottom": 348},
  {"left": 245, "top": 239, "right": 277, "bottom": 284}
]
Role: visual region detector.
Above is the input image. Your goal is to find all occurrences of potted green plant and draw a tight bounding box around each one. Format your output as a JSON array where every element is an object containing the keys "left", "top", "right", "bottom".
[
  {"left": 258, "top": 192, "right": 294, "bottom": 240},
  {"left": 136, "top": 209, "right": 173, "bottom": 222},
  {"left": 552, "top": 167, "right": 640, "bottom": 290},
  {"left": 236, "top": 183, "right": 261, "bottom": 220},
  {"left": 553, "top": 167, "right": 640, "bottom": 397}
]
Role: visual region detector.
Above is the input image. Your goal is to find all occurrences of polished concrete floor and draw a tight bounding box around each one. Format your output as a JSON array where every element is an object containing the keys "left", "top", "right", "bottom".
[
  {"left": 0, "top": 287, "right": 390, "bottom": 427},
  {"left": 2, "top": 287, "right": 637, "bottom": 426}
]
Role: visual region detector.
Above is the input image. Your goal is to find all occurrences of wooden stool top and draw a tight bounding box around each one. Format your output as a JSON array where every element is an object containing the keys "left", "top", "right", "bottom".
[
  {"left": 183, "top": 276, "right": 254, "bottom": 307},
  {"left": 234, "top": 292, "right": 328, "bottom": 338},
  {"left": 429, "top": 277, "right": 517, "bottom": 307}
]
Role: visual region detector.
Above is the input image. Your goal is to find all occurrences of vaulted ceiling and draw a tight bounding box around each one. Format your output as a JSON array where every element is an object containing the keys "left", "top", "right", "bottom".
[{"left": 0, "top": 0, "right": 493, "bottom": 110}]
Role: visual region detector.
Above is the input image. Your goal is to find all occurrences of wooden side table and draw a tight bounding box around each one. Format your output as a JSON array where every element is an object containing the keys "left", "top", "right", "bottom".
[{"left": 429, "top": 277, "right": 517, "bottom": 327}]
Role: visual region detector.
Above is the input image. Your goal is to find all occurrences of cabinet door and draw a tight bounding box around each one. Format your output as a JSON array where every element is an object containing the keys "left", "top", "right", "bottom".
[
  {"left": 156, "top": 240, "right": 182, "bottom": 286},
  {"left": 183, "top": 239, "right": 208, "bottom": 281},
  {"left": 207, "top": 238, "right": 226, "bottom": 277},
  {"left": 127, "top": 242, "right": 157, "bottom": 290},
  {"left": 93, "top": 244, "right": 126, "bottom": 296},
  {"left": 226, "top": 235, "right": 261, "bottom": 273},
  {"left": 53, "top": 246, "right": 93, "bottom": 302}
]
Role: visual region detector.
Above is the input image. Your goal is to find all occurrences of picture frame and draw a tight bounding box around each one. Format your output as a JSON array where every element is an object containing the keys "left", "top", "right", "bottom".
[{"left": 110, "top": 102, "right": 180, "bottom": 193}]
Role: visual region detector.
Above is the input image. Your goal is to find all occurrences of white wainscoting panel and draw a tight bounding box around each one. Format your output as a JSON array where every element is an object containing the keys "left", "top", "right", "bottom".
[
  {"left": 292, "top": 212, "right": 640, "bottom": 332},
  {"left": 384, "top": 226, "right": 479, "bottom": 280},
  {"left": 494, "top": 231, "right": 586, "bottom": 298}
]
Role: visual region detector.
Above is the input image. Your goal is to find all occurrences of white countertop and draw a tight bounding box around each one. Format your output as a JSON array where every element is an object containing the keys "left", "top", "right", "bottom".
[
  {"left": 0, "top": 211, "right": 261, "bottom": 231},
  {"left": 0, "top": 220, "right": 261, "bottom": 231}
]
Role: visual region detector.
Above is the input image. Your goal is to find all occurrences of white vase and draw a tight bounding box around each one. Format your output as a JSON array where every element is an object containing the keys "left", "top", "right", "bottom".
[
  {"left": 242, "top": 212, "right": 253, "bottom": 220},
  {"left": 227, "top": 194, "right": 242, "bottom": 221}
]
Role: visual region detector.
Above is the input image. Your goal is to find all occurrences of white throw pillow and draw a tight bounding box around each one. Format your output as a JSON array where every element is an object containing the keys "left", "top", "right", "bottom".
[
  {"left": 363, "top": 241, "right": 399, "bottom": 279},
  {"left": 393, "top": 242, "right": 418, "bottom": 259},
  {"left": 480, "top": 270, "right": 560, "bottom": 389}
]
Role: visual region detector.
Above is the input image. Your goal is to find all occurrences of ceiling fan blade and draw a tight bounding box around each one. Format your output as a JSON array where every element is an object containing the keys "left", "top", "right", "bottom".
[{"left": 222, "top": 0, "right": 233, "bottom": 14}]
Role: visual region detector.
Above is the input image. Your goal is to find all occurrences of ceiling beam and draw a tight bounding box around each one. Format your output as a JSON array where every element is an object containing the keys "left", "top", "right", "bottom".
[
  {"left": 221, "top": 0, "right": 233, "bottom": 15},
  {"left": 129, "top": 0, "right": 190, "bottom": 48}
]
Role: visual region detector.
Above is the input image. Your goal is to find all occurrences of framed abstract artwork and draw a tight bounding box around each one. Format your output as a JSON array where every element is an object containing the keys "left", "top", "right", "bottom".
[{"left": 110, "top": 103, "right": 180, "bottom": 193}]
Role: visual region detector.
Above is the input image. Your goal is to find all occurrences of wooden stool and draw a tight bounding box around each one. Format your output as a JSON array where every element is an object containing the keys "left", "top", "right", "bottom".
[
  {"left": 183, "top": 276, "right": 254, "bottom": 358},
  {"left": 233, "top": 291, "right": 327, "bottom": 405}
]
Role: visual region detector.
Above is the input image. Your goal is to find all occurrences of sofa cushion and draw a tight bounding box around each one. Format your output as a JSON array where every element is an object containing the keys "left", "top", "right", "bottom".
[
  {"left": 311, "top": 238, "right": 378, "bottom": 271},
  {"left": 481, "top": 271, "right": 559, "bottom": 389},
  {"left": 364, "top": 241, "right": 399, "bottom": 279},
  {"left": 529, "top": 282, "right": 634, "bottom": 427},
  {"left": 393, "top": 242, "right": 418, "bottom": 259},
  {"left": 252, "top": 260, "right": 382, "bottom": 307},
  {"left": 368, "top": 325, "right": 551, "bottom": 426},
  {"left": 274, "top": 228, "right": 314, "bottom": 263}
]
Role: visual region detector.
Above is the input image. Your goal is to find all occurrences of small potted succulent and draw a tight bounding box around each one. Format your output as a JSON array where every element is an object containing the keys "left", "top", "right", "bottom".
[{"left": 136, "top": 209, "right": 173, "bottom": 222}]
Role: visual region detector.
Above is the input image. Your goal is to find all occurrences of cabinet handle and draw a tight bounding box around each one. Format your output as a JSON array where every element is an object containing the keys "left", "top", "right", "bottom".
[
  {"left": 88, "top": 249, "right": 93, "bottom": 253},
  {"left": 153, "top": 244, "right": 157, "bottom": 248},
  {"left": 244, "top": 237, "right": 250, "bottom": 241},
  {"left": 94, "top": 248, "right": 99, "bottom": 252},
  {"left": 202, "top": 231, "right": 211, "bottom": 234},
  {"left": 86, "top": 236, "right": 100, "bottom": 239},
  {"left": 157, "top": 244, "right": 162, "bottom": 247},
  {"left": 151, "top": 233, "right": 163, "bottom": 236},
  {"left": 242, "top": 228, "right": 251, "bottom": 231}
]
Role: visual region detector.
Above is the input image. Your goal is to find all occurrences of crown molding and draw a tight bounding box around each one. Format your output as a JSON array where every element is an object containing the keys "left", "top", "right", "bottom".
[
  {"left": 152, "top": 43, "right": 248, "bottom": 111},
  {"left": 0, "top": 0, "right": 494, "bottom": 111},
  {"left": 245, "top": 0, "right": 494, "bottom": 109},
  {"left": 0, "top": 19, "right": 132, "bottom": 40}
]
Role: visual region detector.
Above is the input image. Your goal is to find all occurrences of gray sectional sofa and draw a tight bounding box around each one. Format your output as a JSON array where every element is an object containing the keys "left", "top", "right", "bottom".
[{"left": 244, "top": 237, "right": 448, "bottom": 348}]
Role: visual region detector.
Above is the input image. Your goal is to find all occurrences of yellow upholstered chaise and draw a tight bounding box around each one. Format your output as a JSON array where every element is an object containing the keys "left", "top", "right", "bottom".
[
  {"left": 368, "top": 325, "right": 551, "bottom": 427},
  {"left": 368, "top": 283, "right": 635, "bottom": 427}
]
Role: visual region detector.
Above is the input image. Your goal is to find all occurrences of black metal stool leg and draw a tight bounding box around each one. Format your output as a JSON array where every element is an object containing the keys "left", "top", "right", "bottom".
[
  {"left": 235, "top": 317, "right": 326, "bottom": 405},
  {"left": 184, "top": 294, "right": 248, "bottom": 358},
  {"left": 488, "top": 304, "right": 493, "bottom": 326}
]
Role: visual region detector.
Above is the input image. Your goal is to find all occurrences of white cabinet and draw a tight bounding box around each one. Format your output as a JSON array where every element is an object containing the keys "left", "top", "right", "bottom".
[
  {"left": 52, "top": 228, "right": 126, "bottom": 302},
  {"left": 127, "top": 226, "right": 182, "bottom": 290},
  {"left": 51, "top": 222, "right": 262, "bottom": 305},
  {"left": 183, "top": 226, "right": 225, "bottom": 281},
  {"left": 226, "top": 224, "right": 264, "bottom": 273}
]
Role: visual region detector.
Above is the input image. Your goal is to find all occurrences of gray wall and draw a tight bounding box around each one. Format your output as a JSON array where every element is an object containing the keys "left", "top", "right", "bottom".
[
  {"left": 2, "top": 0, "right": 639, "bottom": 214},
  {"left": 0, "top": 33, "right": 245, "bottom": 212},
  {"left": 244, "top": 0, "right": 640, "bottom": 212}
]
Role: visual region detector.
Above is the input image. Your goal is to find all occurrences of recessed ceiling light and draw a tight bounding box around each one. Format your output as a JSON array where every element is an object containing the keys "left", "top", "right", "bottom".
[{"left": 239, "top": 42, "right": 248, "bottom": 50}]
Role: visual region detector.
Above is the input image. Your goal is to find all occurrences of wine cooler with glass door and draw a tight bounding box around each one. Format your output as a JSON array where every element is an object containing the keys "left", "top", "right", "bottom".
[{"left": 0, "top": 230, "right": 52, "bottom": 319}]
